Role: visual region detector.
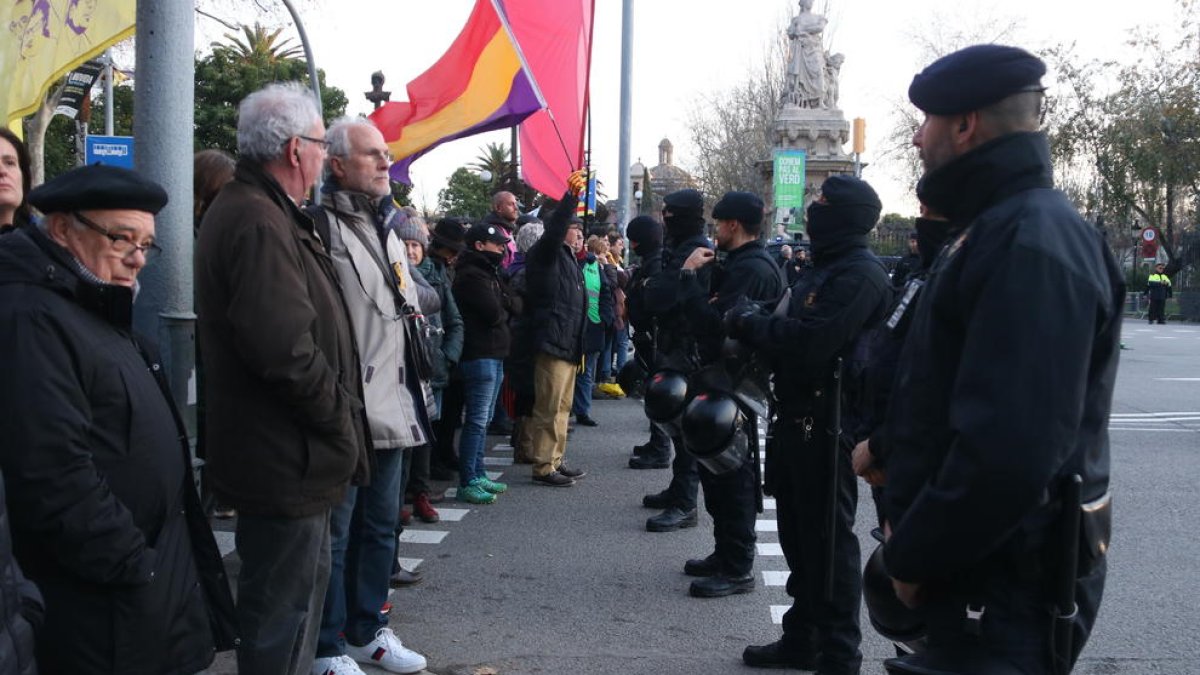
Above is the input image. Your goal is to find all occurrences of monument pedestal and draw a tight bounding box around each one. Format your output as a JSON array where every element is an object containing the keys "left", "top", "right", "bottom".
[{"left": 763, "top": 106, "right": 856, "bottom": 236}]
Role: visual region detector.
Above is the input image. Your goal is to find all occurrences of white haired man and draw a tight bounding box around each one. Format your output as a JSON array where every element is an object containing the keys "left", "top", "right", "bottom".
[
  {"left": 308, "top": 117, "right": 431, "bottom": 675},
  {"left": 196, "top": 83, "right": 368, "bottom": 675}
]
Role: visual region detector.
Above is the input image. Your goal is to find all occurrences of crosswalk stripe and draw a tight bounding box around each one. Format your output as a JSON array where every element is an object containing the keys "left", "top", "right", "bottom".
[
  {"left": 756, "top": 520, "right": 778, "bottom": 532},
  {"left": 762, "top": 498, "right": 776, "bottom": 511},
  {"left": 484, "top": 456, "right": 514, "bottom": 466},
  {"left": 486, "top": 470, "right": 504, "bottom": 480},
  {"left": 758, "top": 543, "right": 784, "bottom": 556},
  {"left": 762, "top": 570, "right": 788, "bottom": 586},
  {"left": 398, "top": 529, "right": 448, "bottom": 544},
  {"left": 431, "top": 507, "right": 470, "bottom": 522},
  {"left": 396, "top": 557, "right": 424, "bottom": 570},
  {"left": 770, "top": 605, "right": 789, "bottom": 624},
  {"left": 213, "top": 530, "right": 235, "bottom": 557}
]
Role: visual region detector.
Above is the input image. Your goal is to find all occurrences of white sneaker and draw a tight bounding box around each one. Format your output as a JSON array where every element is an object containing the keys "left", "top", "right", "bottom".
[
  {"left": 346, "top": 627, "right": 427, "bottom": 674},
  {"left": 312, "top": 654, "right": 366, "bottom": 675}
]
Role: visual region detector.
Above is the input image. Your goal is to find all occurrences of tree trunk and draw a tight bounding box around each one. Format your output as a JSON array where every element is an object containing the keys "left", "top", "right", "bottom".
[{"left": 23, "top": 80, "right": 66, "bottom": 188}]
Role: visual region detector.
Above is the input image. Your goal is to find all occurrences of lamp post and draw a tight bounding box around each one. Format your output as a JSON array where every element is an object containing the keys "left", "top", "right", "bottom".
[{"left": 634, "top": 189, "right": 643, "bottom": 216}]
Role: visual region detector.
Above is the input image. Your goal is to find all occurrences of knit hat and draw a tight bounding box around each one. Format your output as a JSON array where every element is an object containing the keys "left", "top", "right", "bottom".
[{"left": 393, "top": 218, "right": 428, "bottom": 247}]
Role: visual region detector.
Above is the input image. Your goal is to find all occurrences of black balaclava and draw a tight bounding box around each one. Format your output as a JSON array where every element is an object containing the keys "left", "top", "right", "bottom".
[
  {"left": 806, "top": 175, "right": 882, "bottom": 261},
  {"left": 626, "top": 215, "right": 663, "bottom": 256},
  {"left": 662, "top": 189, "right": 705, "bottom": 245}
]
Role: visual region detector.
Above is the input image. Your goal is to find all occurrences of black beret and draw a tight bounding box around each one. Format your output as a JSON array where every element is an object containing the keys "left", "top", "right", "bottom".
[
  {"left": 908, "top": 44, "right": 1046, "bottom": 115},
  {"left": 711, "top": 191, "right": 764, "bottom": 227},
  {"left": 464, "top": 222, "right": 510, "bottom": 247},
  {"left": 662, "top": 188, "right": 704, "bottom": 212},
  {"left": 29, "top": 164, "right": 168, "bottom": 215},
  {"left": 625, "top": 215, "right": 662, "bottom": 246}
]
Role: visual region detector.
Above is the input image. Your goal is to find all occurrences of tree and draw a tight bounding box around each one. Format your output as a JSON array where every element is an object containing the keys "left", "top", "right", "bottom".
[
  {"left": 194, "top": 23, "right": 348, "bottom": 155},
  {"left": 472, "top": 142, "right": 513, "bottom": 187},
  {"left": 1047, "top": 14, "right": 1200, "bottom": 276},
  {"left": 438, "top": 167, "right": 491, "bottom": 218}
]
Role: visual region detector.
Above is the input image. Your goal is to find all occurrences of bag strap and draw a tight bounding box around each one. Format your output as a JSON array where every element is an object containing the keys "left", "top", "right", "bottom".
[{"left": 327, "top": 207, "right": 418, "bottom": 316}]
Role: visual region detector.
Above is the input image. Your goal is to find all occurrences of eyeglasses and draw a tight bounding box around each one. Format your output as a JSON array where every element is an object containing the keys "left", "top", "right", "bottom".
[
  {"left": 297, "top": 134, "right": 331, "bottom": 150},
  {"left": 73, "top": 212, "right": 160, "bottom": 259},
  {"left": 358, "top": 148, "right": 393, "bottom": 164}
]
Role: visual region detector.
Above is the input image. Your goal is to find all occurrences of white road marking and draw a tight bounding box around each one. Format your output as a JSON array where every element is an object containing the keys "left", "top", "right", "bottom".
[
  {"left": 762, "top": 498, "right": 776, "bottom": 511},
  {"left": 398, "top": 529, "right": 448, "bottom": 544},
  {"left": 214, "top": 531, "right": 236, "bottom": 558},
  {"left": 396, "top": 557, "right": 424, "bottom": 570},
  {"left": 762, "top": 570, "right": 789, "bottom": 586},
  {"left": 756, "top": 520, "right": 778, "bottom": 533},
  {"left": 483, "top": 456, "right": 513, "bottom": 466},
  {"left": 771, "top": 605, "right": 789, "bottom": 624},
  {"left": 486, "top": 470, "right": 504, "bottom": 480},
  {"left": 1109, "top": 428, "right": 1197, "bottom": 432},
  {"left": 491, "top": 443, "right": 514, "bottom": 453},
  {"left": 757, "top": 543, "right": 784, "bottom": 556},
  {"left": 1152, "top": 336, "right": 1180, "bottom": 339},
  {"left": 428, "top": 507, "right": 469, "bottom": 522},
  {"left": 1155, "top": 378, "right": 1200, "bottom": 382}
]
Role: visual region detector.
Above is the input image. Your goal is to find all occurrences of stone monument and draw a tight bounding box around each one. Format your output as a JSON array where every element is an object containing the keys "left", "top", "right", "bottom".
[{"left": 767, "top": 0, "right": 855, "bottom": 234}]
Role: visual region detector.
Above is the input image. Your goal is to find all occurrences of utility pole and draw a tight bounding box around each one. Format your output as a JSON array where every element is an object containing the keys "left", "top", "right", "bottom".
[
  {"left": 615, "top": 0, "right": 634, "bottom": 233},
  {"left": 104, "top": 49, "right": 114, "bottom": 136},
  {"left": 132, "top": 0, "right": 197, "bottom": 441}
]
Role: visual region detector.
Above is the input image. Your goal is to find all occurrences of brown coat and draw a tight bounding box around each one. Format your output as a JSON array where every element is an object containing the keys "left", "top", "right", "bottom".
[{"left": 195, "top": 162, "right": 368, "bottom": 517}]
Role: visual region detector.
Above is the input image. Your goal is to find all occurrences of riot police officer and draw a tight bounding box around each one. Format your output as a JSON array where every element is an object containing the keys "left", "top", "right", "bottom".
[
  {"left": 726, "top": 176, "right": 892, "bottom": 673},
  {"left": 880, "top": 45, "right": 1122, "bottom": 674},
  {"left": 638, "top": 189, "right": 713, "bottom": 532},
  {"left": 624, "top": 216, "right": 674, "bottom": 469},
  {"left": 675, "top": 191, "right": 785, "bottom": 597}
]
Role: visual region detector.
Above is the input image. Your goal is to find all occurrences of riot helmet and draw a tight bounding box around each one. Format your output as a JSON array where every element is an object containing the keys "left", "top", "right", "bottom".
[
  {"left": 617, "top": 359, "right": 647, "bottom": 398},
  {"left": 863, "top": 543, "right": 927, "bottom": 649},
  {"left": 681, "top": 391, "right": 752, "bottom": 474},
  {"left": 643, "top": 369, "right": 689, "bottom": 423}
]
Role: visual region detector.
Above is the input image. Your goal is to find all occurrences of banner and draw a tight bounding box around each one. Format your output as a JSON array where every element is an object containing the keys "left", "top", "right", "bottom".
[
  {"left": 773, "top": 149, "right": 807, "bottom": 233},
  {"left": 2, "top": 1, "right": 137, "bottom": 124},
  {"left": 54, "top": 58, "right": 104, "bottom": 119}
]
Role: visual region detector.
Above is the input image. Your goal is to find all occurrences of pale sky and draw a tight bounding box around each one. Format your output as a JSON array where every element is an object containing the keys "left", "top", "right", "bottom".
[{"left": 196, "top": 0, "right": 1187, "bottom": 217}]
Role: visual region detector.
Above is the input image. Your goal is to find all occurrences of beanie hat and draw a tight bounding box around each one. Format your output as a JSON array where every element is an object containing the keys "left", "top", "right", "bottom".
[
  {"left": 393, "top": 219, "right": 428, "bottom": 247},
  {"left": 625, "top": 215, "right": 663, "bottom": 249}
]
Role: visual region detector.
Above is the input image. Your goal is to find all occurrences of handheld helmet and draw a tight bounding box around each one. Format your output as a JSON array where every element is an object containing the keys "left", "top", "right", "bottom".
[
  {"left": 863, "top": 543, "right": 926, "bottom": 648},
  {"left": 617, "top": 359, "right": 647, "bottom": 398},
  {"left": 643, "top": 369, "right": 689, "bottom": 423}
]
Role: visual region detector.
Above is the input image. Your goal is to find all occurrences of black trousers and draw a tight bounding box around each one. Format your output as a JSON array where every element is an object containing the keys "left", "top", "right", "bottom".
[
  {"left": 431, "top": 376, "right": 464, "bottom": 471},
  {"left": 772, "top": 417, "right": 862, "bottom": 673},
  {"left": 697, "top": 453, "right": 758, "bottom": 577},
  {"left": 1148, "top": 297, "right": 1167, "bottom": 323},
  {"left": 661, "top": 430, "right": 699, "bottom": 512}
]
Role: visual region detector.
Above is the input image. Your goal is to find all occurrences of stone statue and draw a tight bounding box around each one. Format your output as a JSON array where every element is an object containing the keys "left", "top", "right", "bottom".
[
  {"left": 782, "top": 0, "right": 828, "bottom": 109},
  {"left": 822, "top": 53, "right": 844, "bottom": 109}
]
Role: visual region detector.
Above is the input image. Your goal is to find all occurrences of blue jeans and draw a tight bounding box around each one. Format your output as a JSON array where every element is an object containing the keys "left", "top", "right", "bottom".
[
  {"left": 600, "top": 326, "right": 631, "bottom": 381},
  {"left": 316, "top": 446, "right": 404, "bottom": 655},
  {"left": 571, "top": 351, "right": 599, "bottom": 417},
  {"left": 458, "top": 358, "right": 504, "bottom": 485},
  {"left": 613, "top": 325, "right": 630, "bottom": 373}
]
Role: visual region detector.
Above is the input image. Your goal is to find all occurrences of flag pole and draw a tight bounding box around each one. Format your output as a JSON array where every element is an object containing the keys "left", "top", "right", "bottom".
[{"left": 490, "top": 0, "right": 577, "bottom": 172}]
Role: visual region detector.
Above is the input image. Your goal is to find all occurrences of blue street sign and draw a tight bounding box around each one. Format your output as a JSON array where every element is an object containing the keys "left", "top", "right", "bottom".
[{"left": 85, "top": 135, "right": 134, "bottom": 169}]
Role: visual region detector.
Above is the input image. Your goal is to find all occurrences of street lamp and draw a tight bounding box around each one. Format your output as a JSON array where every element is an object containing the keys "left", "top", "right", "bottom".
[{"left": 634, "top": 189, "right": 643, "bottom": 216}]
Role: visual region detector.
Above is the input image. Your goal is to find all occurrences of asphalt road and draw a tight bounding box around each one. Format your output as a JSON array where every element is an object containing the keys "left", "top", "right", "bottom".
[{"left": 209, "top": 319, "right": 1200, "bottom": 675}]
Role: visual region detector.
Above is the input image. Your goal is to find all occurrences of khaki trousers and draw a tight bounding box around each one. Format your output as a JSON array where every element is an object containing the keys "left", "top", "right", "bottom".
[{"left": 530, "top": 353, "right": 577, "bottom": 477}]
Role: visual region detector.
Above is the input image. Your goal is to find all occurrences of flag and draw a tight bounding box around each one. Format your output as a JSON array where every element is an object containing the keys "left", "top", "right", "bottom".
[
  {"left": 502, "top": 0, "right": 595, "bottom": 196},
  {"left": 575, "top": 171, "right": 596, "bottom": 217},
  {"left": 1, "top": 1, "right": 137, "bottom": 124},
  {"left": 371, "top": 0, "right": 543, "bottom": 184}
]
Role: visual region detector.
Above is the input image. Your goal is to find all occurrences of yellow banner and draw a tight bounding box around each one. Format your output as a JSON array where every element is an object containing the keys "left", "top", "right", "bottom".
[{"left": 1, "top": 0, "right": 136, "bottom": 125}]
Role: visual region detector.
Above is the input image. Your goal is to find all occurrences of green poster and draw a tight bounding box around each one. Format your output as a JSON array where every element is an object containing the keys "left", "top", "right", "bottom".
[{"left": 773, "top": 149, "right": 807, "bottom": 233}]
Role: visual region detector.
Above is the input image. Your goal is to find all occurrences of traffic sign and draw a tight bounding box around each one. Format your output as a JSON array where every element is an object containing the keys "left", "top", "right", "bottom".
[{"left": 85, "top": 135, "right": 134, "bottom": 169}]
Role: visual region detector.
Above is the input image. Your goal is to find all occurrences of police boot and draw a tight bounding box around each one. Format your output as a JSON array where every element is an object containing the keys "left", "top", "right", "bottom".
[
  {"left": 742, "top": 640, "right": 818, "bottom": 670},
  {"left": 641, "top": 489, "right": 672, "bottom": 509},
  {"left": 683, "top": 553, "right": 721, "bottom": 577},
  {"left": 629, "top": 452, "right": 670, "bottom": 469},
  {"left": 646, "top": 507, "right": 698, "bottom": 532},
  {"left": 688, "top": 572, "right": 754, "bottom": 598}
]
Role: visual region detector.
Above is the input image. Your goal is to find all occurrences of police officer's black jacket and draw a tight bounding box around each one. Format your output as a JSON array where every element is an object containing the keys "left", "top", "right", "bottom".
[
  {"left": 0, "top": 226, "right": 237, "bottom": 673},
  {"left": 624, "top": 245, "right": 663, "bottom": 334},
  {"left": 679, "top": 239, "right": 785, "bottom": 362},
  {"left": 881, "top": 131, "right": 1125, "bottom": 585},
  {"left": 735, "top": 243, "right": 890, "bottom": 407},
  {"left": 642, "top": 233, "right": 712, "bottom": 367}
]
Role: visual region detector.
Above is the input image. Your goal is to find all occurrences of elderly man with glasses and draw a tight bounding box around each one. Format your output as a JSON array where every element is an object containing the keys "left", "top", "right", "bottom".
[
  {"left": 0, "top": 164, "right": 237, "bottom": 673},
  {"left": 196, "top": 82, "right": 369, "bottom": 675}
]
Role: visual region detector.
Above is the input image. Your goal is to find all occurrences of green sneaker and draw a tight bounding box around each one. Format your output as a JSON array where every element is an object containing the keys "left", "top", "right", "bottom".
[
  {"left": 473, "top": 476, "right": 508, "bottom": 494},
  {"left": 458, "top": 482, "right": 496, "bottom": 504}
]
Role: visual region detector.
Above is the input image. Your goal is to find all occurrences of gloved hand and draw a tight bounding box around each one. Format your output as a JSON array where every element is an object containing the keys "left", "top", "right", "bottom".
[
  {"left": 722, "top": 295, "right": 763, "bottom": 338},
  {"left": 567, "top": 169, "right": 587, "bottom": 197}
]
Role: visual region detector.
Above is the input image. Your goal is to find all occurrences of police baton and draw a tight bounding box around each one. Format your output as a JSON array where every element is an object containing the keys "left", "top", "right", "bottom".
[
  {"left": 1052, "top": 474, "right": 1083, "bottom": 675},
  {"left": 824, "top": 357, "right": 843, "bottom": 602}
]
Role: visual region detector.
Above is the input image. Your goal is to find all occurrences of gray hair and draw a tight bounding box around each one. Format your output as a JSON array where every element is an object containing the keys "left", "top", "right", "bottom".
[
  {"left": 325, "top": 116, "right": 376, "bottom": 160},
  {"left": 515, "top": 221, "right": 544, "bottom": 253},
  {"left": 236, "top": 82, "right": 322, "bottom": 163}
]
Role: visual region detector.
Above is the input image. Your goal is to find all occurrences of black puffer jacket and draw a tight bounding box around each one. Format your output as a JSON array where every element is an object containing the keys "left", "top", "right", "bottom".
[
  {"left": 0, "top": 469, "right": 39, "bottom": 675},
  {"left": 0, "top": 227, "right": 237, "bottom": 674},
  {"left": 454, "top": 249, "right": 520, "bottom": 360},
  {"left": 521, "top": 195, "right": 585, "bottom": 362}
]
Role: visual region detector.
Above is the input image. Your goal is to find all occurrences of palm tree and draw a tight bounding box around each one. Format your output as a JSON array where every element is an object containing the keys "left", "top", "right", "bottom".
[
  {"left": 217, "top": 23, "right": 303, "bottom": 64},
  {"left": 471, "top": 142, "right": 514, "bottom": 188}
]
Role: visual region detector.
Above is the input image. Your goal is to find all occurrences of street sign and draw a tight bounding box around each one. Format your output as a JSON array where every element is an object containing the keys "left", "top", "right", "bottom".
[
  {"left": 84, "top": 135, "right": 134, "bottom": 169},
  {"left": 1140, "top": 227, "right": 1160, "bottom": 259}
]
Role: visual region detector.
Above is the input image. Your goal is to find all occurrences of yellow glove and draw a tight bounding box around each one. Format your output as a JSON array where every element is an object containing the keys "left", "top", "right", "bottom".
[
  {"left": 567, "top": 169, "right": 587, "bottom": 197},
  {"left": 579, "top": 356, "right": 586, "bottom": 374}
]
